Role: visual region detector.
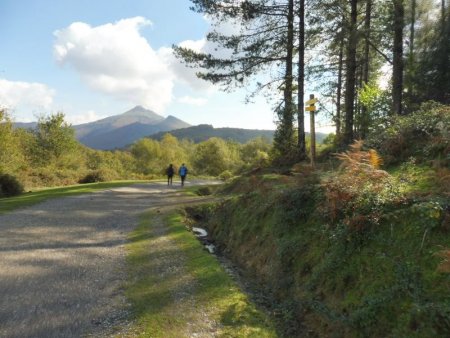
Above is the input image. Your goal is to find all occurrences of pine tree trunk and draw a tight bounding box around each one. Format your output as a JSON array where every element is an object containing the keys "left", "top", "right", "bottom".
[
  {"left": 284, "top": 0, "right": 294, "bottom": 131},
  {"left": 361, "top": 0, "right": 372, "bottom": 139},
  {"left": 410, "top": 0, "right": 415, "bottom": 58},
  {"left": 407, "top": 0, "right": 416, "bottom": 107},
  {"left": 438, "top": 0, "right": 449, "bottom": 102},
  {"left": 274, "top": 0, "right": 295, "bottom": 160},
  {"left": 442, "top": 0, "right": 446, "bottom": 30},
  {"left": 393, "top": 0, "right": 404, "bottom": 115},
  {"left": 297, "top": 0, "right": 306, "bottom": 160},
  {"left": 344, "top": 0, "right": 358, "bottom": 144},
  {"left": 336, "top": 34, "right": 344, "bottom": 138}
]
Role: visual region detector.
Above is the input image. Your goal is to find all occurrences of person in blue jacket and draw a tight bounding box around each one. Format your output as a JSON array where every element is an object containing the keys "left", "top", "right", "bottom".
[{"left": 178, "top": 163, "right": 188, "bottom": 187}]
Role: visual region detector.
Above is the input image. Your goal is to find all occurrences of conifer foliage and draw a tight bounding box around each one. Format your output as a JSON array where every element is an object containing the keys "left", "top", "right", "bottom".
[{"left": 175, "top": 0, "right": 449, "bottom": 156}]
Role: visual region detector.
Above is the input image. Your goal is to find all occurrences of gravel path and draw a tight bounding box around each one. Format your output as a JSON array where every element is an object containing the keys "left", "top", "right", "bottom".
[{"left": 0, "top": 180, "right": 216, "bottom": 338}]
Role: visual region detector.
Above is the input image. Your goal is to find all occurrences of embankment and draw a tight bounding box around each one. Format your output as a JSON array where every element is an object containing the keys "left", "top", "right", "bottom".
[{"left": 188, "top": 170, "right": 450, "bottom": 337}]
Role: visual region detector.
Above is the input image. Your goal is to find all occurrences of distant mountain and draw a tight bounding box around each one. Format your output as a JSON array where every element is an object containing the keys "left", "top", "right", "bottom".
[
  {"left": 12, "top": 122, "right": 37, "bottom": 130},
  {"left": 11, "top": 106, "right": 330, "bottom": 149},
  {"left": 149, "top": 124, "right": 275, "bottom": 143},
  {"left": 74, "top": 106, "right": 190, "bottom": 149}
]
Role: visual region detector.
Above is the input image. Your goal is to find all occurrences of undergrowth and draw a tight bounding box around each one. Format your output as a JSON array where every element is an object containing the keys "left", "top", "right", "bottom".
[{"left": 189, "top": 138, "right": 450, "bottom": 337}]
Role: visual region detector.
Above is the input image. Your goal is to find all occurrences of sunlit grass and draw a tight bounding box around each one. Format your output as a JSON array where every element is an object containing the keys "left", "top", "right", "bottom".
[
  {"left": 126, "top": 211, "right": 277, "bottom": 337},
  {"left": 0, "top": 180, "right": 145, "bottom": 214},
  {"left": 388, "top": 163, "right": 438, "bottom": 195}
]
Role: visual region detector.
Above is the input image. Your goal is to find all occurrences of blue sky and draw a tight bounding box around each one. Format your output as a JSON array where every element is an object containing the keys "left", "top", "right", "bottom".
[{"left": 0, "top": 0, "right": 333, "bottom": 132}]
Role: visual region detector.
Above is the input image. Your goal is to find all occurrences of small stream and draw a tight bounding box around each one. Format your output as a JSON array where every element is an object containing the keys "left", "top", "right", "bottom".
[
  {"left": 192, "top": 227, "right": 216, "bottom": 253},
  {"left": 188, "top": 224, "right": 303, "bottom": 337}
]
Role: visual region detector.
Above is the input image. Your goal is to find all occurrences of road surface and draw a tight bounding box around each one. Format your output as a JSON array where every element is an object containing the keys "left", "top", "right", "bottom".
[{"left": 0, "top": 181, "right": 215, "bottom": 337}]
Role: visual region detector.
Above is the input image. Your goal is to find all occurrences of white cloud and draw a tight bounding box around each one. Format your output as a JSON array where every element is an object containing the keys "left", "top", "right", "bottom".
[
  {"left": 52, "top": 15, "right": 257, "bottom": 121},
  {"left": 0, "top": 78, "right": 54, "bottom": 110},
  {"left": 66, "top": 110, "right": 108, "bottom": 125},
  {"left": 170, "top": 16, "right": 245, "bottom": 91},
  {"left": 177, "top": 95, "right": 208, "bottom": 106},
  {"left": 157, "top": 44, "right": 216, "bottom": 92},
  {"left": 54, "top": 17, "right": 174, "bottom": 113},
  {"left": 178, "top": 38, "right": 207, "bottom": 52}
]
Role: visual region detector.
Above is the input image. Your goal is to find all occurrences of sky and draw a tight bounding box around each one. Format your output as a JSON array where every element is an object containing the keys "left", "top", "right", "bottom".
[{"left": 0, "top": 0, "right": 333, "bottom": 132}]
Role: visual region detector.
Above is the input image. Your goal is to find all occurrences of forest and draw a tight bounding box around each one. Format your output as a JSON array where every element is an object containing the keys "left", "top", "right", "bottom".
[{"left": 174, "top": 0, "right": 449, "bottom": 159}]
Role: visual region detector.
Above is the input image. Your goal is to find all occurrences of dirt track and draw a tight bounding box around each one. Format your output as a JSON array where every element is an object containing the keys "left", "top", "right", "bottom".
[{"left": 0, "top": 181, "right": 214, "bottom": 338}]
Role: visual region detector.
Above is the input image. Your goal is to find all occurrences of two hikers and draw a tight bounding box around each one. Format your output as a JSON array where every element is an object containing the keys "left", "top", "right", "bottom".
[{"left": 166, "top": 163, "right": 188, "bottom": 187}]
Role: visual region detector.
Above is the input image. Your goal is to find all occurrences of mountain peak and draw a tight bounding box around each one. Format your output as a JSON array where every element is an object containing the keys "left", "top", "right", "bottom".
[
  {"left": 75, "top": 106, "right": 190, "bottom": 149},
  {"left": 123, "top": 105, "right": 158, "bottom": 116},
  {"left": 165, "top": 115, "right": 182, "bottom": 121}
]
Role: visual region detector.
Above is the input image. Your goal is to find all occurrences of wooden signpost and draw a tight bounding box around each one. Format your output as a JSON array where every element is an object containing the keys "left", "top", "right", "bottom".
[{"left": 305, "top": 94, "right": 317, "bottom": 167}]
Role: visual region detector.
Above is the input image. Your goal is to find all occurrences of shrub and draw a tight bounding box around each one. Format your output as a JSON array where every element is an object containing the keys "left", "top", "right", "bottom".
[
  {"left": 218, "top": 170, "right": 233, "bottom": 181},
  {"left": 0, "top": 174, "right": 24, "bottom": 197},
  {"left": 366, "top": 102, "right": 450, "bottom": 164},
  {"left": 196, "top": 186, "right": 213, "bottom": 196},
  {"left": 79, "top": 168, "right": 117, "bottom": 184},
  {"left": 322, "top": 141, "right": 403, "bottom": 229}
]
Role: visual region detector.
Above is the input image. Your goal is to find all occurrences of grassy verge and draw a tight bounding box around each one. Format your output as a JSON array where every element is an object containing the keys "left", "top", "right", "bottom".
[
  {"left": 0, "top": 180, "right": 145, "bottom": 214},
  {"left": 181, "top": 184, "right": 221, "bottom": 197},
  {"left": 196, "top": 169, "right": 450, "bottom": 336},
  {"left": 126, "top": 210, "right": 277, "bottom": 337}
]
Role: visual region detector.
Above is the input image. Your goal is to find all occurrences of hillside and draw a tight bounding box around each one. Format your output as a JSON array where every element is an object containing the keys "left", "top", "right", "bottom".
[
  {"left": 186, "top": 106, "right": 450, "bottom": 337},
  {"left": 12, "top": 106, "right": 191, "bottom": 150},
  {"left": 149, "top": 124, "right": 330, "bottom": 144},
  {"left": 75, "top": 106, "right": 190, "bottom": 149},
  {"left": 191, "top": 164, "right": 449, "bottom": 336},
  {"left": 12, "top": 121, "right": 37, "bottom": 130},
  {"left": 148, "top": 124, "right": 274, "bottom": 143}
]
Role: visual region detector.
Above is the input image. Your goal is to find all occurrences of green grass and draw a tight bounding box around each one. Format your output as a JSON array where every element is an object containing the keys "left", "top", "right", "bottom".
[
  {"left": 177, "top": 185, "right": 201, "bottom": 196},
  {"left": 0, "top": 180, "right": 145, "bottom": 214},
  {"left": 388, "top": 163, "right": 438, "bottom": 195},
  {"left": 195, "top": 172, "right": 450, "bottom": 337},
  {"left": 126, "top": 211, "right": 277, "bottom": 337},
  {"left": 181, "top": 184, "right": 218, "bottom": 197}
]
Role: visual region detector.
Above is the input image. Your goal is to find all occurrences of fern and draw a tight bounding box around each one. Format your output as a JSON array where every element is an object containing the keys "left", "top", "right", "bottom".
[
  {"left": 323, "top": 141, "right": 399, "bottom": 229},
  {"left": 334, "top": 140, "right": 387, "bottom": 176},
  {"left": 436, "top": 249, "right": 450, "bottom": 273},
  {"left": 369, "top": 149, "right": 383, "bottom": 169}
]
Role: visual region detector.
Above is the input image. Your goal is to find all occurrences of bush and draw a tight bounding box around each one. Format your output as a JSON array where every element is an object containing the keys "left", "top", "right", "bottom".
[
  {"left": 196, "top": 186, "right": 213, "bottom": 196},
  {"left": 366, "top": 102, "right": 450, "bottom": 165},
  {"left": 322, "top": 141, "right": 403, "bottom": 229},
  {"left": 79, "top": 168, "right": 117, "bottom": 184},
  {"left": 0, "top": 174, "right": 24, "bottom": 197},
  {"left": 218, "top": 170, "right": 233, "bottom": 181}
]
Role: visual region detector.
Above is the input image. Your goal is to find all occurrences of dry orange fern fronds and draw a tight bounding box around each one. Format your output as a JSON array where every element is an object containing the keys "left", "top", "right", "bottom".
[
  {"left": 335, "top": 140, "right": 385, "bottom": 172},
  {"left": 369, "top": 149, "right": 383, "bottom": 169},
  {"left": 436, "top": 249, "right": 450, "bottom": 273}
]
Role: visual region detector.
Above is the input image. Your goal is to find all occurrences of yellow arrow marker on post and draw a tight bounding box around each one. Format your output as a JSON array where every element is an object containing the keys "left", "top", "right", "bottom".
[
  {"left": 305, "top": 97, "right": 318, "bottom": 106},
  {"left": 306, "top": 94, "right": 317, "bottom": 168}
]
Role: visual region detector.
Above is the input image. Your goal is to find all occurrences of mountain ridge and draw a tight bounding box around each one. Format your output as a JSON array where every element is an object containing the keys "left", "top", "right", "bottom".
[
  {"left": 148, "top": 124, "right": 329, "bottom": 144},
  {"left": 73, "top": 106, "right": 190, "bottom": 149},
  {"left": 149, "top": 124, "right": 275, "bottom": 144},
  {"left": 12, "top": 106, "right": 328, "bottom": 149}
]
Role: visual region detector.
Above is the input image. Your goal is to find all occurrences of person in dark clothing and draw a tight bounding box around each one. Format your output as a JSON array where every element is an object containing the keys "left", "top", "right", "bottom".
[
  {"left": 178, "top": 163, "right": 188, "bottom": 187},
  {"left": 166, "top": 164, "right": 174, "bottom": 186}
]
